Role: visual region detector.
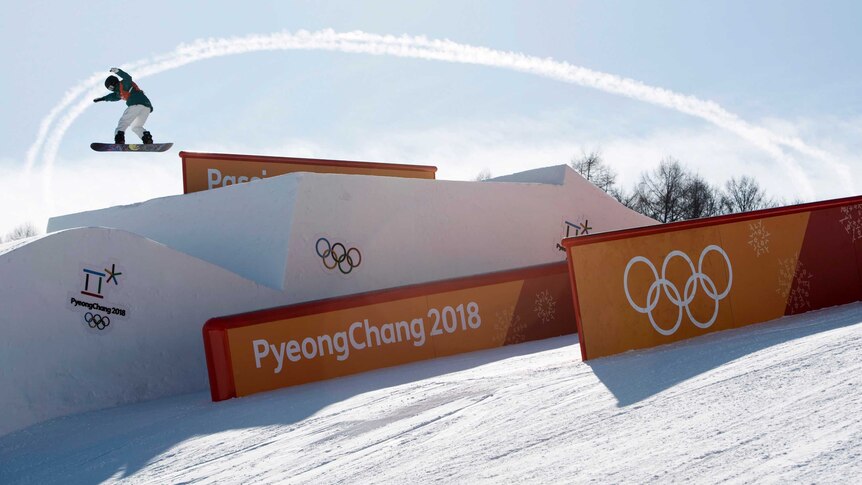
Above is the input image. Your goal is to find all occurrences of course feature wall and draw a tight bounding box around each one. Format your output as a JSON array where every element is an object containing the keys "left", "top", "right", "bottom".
[
  {"left": 181, "top": 151, "right": 437, "bottom": 193},
  {"left": 204, "top": 262, "right": 574, "bottom": 401},
  {"left": 563, "top": 195, "right": 862, "bottom": 360}
]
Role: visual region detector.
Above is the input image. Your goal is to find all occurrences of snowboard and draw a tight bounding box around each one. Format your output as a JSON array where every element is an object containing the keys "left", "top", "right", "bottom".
[{"left": 91, "top": 142, "right": 173, "bottom": 152}]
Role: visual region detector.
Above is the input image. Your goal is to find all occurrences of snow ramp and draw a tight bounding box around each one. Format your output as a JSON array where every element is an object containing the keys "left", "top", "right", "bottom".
[
  {"left": 1, "top": 163, "right": 653, "bottom": 435},
  {"left": 48, "top": 164, "right": 656, "bottom": 301},
  {"left": 0, "top": 228, "right": 290, "bottom": 436}
]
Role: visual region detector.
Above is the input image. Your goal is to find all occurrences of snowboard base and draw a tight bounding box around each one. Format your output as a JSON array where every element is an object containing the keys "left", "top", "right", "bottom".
[{"left": 91, "top": 142, "right": 173, "bottom": 152}]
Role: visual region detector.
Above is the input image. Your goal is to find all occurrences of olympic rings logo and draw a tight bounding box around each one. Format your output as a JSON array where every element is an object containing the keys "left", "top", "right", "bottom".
[
  {"left": 84, "top": 312, "right": 111, "bottom": 330},
  {"left": 316, "top": 237, "right": 362, "bottom": 274},
  {"left": 623, "top": 245, "right": 732, "bottom": 336}
]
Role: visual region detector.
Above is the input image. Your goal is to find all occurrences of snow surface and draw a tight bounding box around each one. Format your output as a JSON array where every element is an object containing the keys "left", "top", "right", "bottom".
[
  {"left": 2, "top": 302, "right": 860, "bottom": 483},
  {"left": 1, "top": 165, "right": 654, "bottom": 437},
  {"left": 48, "top": 166, "right": 655, "bottom": 294},
  {"left": 0, "top": 227, "right": 287, "bottom": 437}
]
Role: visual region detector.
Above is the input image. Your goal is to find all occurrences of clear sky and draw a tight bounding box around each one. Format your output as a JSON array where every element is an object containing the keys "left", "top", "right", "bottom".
[{"left": 2, "top": 0, "right": 861, "bottom": 236}]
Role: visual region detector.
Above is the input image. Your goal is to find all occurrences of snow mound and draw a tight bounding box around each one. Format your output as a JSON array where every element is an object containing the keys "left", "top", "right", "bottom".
[
  {"left": 48, "top": 167, "right": 654, "bottom": 296},
  {"left": 3, "top": 165, "right": 653, "bottom": 437},
  {"left": 0, "top": 227, "right": 286, "bottom": 436}
]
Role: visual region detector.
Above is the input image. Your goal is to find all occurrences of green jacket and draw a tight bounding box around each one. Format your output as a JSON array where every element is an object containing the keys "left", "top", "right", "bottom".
[{"left": 96, "top": 69, "right": 153, "bottom": 111}]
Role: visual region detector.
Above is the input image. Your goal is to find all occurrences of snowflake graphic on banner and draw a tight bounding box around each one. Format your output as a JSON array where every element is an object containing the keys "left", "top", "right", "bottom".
[
  {"left": 494, "top": 306, "right": 527, "bottom": 344},
  {"left": 838, "top": 204, "right": 862, "bottom": 242},
  {"left": 748, "top": 220, "right": 771, "bottom": 257},
  {"left": 534, "top": 290, "right": 557, "bottom": 324},
  {"left": 776, "top": 258, "right": 813, "bottom": 313}
]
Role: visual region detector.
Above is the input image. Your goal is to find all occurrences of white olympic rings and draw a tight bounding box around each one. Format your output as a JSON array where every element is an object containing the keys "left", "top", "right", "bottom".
[{"left": 623, "top": 245, "right": 733, "bottom": 336}]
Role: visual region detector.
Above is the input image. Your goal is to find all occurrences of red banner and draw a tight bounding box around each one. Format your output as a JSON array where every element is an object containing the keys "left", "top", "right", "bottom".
[
  {"left": 204, "top": 262, "right": 575, "bottom": 401},
  {"left": 563, "top": 196, "right": 862, "bottom": 360}
]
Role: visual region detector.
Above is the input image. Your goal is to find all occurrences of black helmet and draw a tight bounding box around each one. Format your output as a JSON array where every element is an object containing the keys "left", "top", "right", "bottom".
[{"left": 104, "top": 75, "right": 119, "bottom": 90}]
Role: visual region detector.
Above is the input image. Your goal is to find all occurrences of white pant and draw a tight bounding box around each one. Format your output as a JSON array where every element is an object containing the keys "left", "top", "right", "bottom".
[{"left": 115, "top": 105, "right": 152, "bottom": 139}]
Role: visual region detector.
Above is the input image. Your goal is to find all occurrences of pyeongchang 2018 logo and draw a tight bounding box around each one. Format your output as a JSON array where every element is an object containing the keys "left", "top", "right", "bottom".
[
  {"left": 623, "top": 245, "right": 733, "bottom": 336},
  {"left": 66, "top": 262, "right": 130, "bottom": 333}
]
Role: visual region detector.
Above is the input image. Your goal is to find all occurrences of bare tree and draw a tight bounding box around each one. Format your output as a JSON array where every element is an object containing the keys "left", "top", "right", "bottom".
[
  {"left": 631, "top": 157, "right": 689, "bottom": 223},
  {"left": 774, "top": 196, "right": 806, "bottom": 207},
  {"left": 474, "top": 168, "right": 493, "bottom": 181},
  {"left": 610, "top": 185, "right": 636, "bottom": 208},
  {"left": 720, "top": 176, "right": 774, "bottom": 214},
  {"left": 565, "top": 150, "right": 779, "bottom": 222},
  {"left": 682, "top": 174, "right": 721, "bottom": 220},
  {"left": 570, "top": 150, "right": 617, "bottom": 193},
  {"left": 4, "top": 222, "right": 40, "bottom": 242}
]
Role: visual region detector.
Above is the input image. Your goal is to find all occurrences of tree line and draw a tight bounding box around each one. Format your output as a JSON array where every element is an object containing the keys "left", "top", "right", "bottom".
[
  {"left": 569, "top": 151, "right": 799, "bottom": 223},
  {"left": 1, "top": 222, "right": 40, "bottom": 244}
]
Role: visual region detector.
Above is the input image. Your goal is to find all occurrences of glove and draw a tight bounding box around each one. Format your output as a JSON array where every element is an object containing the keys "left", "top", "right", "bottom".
[{"left": 109, "top": 67, "right": 119, "bottom": 73}]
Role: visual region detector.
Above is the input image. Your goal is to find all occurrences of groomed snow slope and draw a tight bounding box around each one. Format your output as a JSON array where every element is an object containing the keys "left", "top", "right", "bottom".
[{"left": 2, "top": 302, "right": 860, "bottom": 483}]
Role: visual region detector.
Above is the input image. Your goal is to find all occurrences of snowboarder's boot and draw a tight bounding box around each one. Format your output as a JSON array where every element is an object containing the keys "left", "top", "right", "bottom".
[
  {"left": 142, "top": 131, "right": 153, "bottom": 144},
  {"left": 114, "top": 131, "right": 125, "bottom": 144}
]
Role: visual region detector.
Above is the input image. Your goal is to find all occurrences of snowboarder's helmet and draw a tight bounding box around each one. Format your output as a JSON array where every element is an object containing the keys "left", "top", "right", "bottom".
[{"left": 104, "top": 75, "right": 119, "bottom": 90}]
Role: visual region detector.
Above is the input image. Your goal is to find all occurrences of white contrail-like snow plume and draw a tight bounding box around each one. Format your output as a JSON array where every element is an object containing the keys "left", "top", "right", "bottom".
[{"left": 28, "top": 29, "right": 851, "bottom": 201}]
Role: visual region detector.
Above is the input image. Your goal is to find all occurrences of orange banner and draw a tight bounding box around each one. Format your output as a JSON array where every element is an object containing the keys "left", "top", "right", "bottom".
[
  {"left": 204, "top": 263, "right": 574, "bottom": 400},
  {"left": 181, "top": 151, "right": 437, "bottom": 193},
  {"left": 563, "top": 196, "right": 862, "bottom": 360}
]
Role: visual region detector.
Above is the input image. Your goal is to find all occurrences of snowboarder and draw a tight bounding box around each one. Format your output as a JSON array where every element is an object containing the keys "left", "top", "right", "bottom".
[{"left": 93, "top": 68, "right": 155, "bottom": 145}]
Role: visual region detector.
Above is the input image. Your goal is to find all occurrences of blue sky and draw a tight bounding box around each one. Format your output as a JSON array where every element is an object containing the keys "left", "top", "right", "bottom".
[{"left": 2, "top": 1, "right": 861, "bottom": 236}]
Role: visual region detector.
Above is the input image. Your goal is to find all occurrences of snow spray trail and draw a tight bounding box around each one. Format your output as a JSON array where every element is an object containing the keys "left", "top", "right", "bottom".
[{"left": 27, "top": 29, "right": 850, "bottom": 202}]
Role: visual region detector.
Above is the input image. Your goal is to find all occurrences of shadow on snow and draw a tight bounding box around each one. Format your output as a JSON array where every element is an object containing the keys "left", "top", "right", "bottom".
[{"left": 587, "top": 302, "right": 862, "bottom": 407}]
